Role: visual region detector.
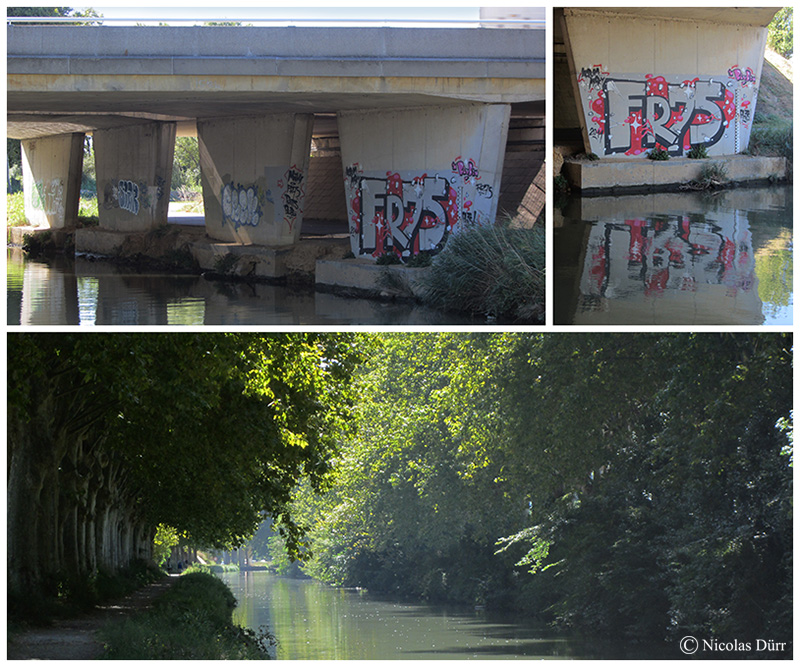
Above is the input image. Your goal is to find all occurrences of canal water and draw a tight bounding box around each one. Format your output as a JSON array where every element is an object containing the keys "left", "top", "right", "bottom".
[
  {"left": 554, "top": 185, "right": 792, "bottom": 325},
  {"left": 6, "top": 250, "right": 477, "bottom": 326},
  {"left": 220, "top": 571, "right": 671, "bottom": 660}
]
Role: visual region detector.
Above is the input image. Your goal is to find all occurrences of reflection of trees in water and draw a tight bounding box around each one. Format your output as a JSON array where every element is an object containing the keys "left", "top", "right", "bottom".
[{"left": 753, "top": 228, "right": 793, "bottom": 316}]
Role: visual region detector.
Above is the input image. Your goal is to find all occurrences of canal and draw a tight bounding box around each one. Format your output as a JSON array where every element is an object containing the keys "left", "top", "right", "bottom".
[
  {"left": 6, "top": 250, "right": 478, "bottom": 326},
  {"left": 220, "top": 571, "right": 672, "bottom": 660},
  {"left": 554, "top": 185, "right": 792, "bottom": 325}
]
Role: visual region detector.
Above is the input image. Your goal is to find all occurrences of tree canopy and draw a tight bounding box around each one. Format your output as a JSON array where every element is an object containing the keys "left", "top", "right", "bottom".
[{"left": 7, "top": 333, "right": 364, "bottom": 599}]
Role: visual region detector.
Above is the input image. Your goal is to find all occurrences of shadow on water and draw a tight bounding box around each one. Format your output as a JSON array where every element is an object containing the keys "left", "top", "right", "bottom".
[
  {"left": 221, "top": 571, "right": 677, "bottom": 660},
  {"left": 554, "top": 185, "right": 792, "bottom": 325},
  {"left": 7, "top": 250, "right": 480, "bottom": 326}
]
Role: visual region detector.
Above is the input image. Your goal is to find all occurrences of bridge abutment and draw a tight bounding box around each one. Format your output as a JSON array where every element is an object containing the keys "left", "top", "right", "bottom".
[
  {"left": 337, "top": 103, "right": 511, "bottom": 259},
  {"left": 197, "top": 113, "right": 315, "bottom": 246},
  {"left": 21, "top": 133, "right": 84, "bottom": 229},
  {"left": 94, "top": 122, "right": 177, "bottom": 231}
]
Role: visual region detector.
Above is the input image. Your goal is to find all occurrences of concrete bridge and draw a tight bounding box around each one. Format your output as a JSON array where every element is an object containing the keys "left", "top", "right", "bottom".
[
  {"left": 7, "top": 21, "right": 545, "bottom": 273},
  {"left": 553, "top": 7, "right": 786, "bottom": 192}
]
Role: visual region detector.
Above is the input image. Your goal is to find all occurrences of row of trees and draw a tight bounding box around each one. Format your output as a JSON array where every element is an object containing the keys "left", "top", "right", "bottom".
[
  {"left": 7, "top": 334, "right": 363, "bottom": 602},
  {"left": 280, "top": 333, "right": 792, "bottom": 653}
]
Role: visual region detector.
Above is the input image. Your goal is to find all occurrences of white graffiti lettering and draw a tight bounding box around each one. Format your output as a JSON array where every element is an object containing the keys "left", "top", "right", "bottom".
[
  {"left": 117, "top": 180, "right": 140, "bottom": 215},
  {"left": 221, "top": 182, "right": 262, "bottom": 230}
]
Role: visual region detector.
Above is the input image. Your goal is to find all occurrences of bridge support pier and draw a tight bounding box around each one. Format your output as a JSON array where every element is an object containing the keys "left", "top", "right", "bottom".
[
  {"left": 94, "top": 122, "right": 176, "bottom": 231},
  {"left": 197, "top": 113, "right": 315, "bottom": 246},
  {"left": 337, "top": 103, "right": 511, "bottom": 260},
  {"left": 21, "top": 132, "right": 84, "bottom": 229}
]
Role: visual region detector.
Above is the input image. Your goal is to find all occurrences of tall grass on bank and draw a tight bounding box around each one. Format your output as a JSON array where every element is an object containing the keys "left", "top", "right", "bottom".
[
  {"left": 418, "top": 219, "right": 545, "bottom": 322},
  {"left": 748, "top": 113, "right": 793, "bottom": 164},
  {"left": 99, "top": 572, "right": 272, "bottom": 659}
]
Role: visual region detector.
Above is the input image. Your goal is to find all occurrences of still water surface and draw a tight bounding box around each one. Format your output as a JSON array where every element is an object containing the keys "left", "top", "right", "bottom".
[
  {"left": 7, "top": 250, "right": 476, "bottom": 326},
  {"left": 221, "top": 572, "right": 672, "bottom": 660},
  {"left": 554, "top": 186, "right": 792, "bottom": 325}
]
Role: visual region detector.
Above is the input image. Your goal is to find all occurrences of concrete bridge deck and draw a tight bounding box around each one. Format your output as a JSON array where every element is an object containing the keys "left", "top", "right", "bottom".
[{"left": 8, "top": 25, "right": 545, "bottom": 139}]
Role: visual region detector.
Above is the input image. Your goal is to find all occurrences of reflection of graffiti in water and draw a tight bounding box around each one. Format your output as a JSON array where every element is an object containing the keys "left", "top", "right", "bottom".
[
  {"left": 577, "top": 64, "right": 757, "bottom": 156},
  {"left": 582, "top": 215, "right": 755, "bottom": 300}
]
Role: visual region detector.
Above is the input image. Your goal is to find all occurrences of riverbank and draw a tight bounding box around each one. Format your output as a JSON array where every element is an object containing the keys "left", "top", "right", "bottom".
[{"left": 7, "top": 576, "right": 179, "bottom": 659}]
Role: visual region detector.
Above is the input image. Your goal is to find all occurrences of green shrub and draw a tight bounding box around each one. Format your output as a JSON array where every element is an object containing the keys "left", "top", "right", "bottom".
[
  {"left": 99, "top": 572, "right": 272, "bottom": 659},
  {"left": 748, "top": 116, "right": 792, "bottom": 159},
  {"left": 647, "top": 147, "right": 670, "bottom": 161},
  {"left": 7, "top": 192, "right": 28, "bottom": 226},
  {"left": 418, "top": 219, "right": 545, "bottom": 322},
  {"left": 375, "top": 252, "right": 402, "bottom": 265},
  {"left": 405, "top": 251, "right": 433, "bottom": 268},
  {"left": 686, "top": 143, "right": 709, "bottom": 159}
]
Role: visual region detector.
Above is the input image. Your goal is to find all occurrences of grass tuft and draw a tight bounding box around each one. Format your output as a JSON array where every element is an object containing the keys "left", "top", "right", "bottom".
[{"left": 418, "top": 218, "right": 545, "bottom": 322}]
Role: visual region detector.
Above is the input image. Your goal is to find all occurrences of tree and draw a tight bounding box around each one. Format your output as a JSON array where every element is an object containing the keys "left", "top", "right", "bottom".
[
  {"left": 7, "top": 333, "right": 363, "bottom": 602},
  {"left": 768, "top": 8, "right": 793, "bottom": 58}
]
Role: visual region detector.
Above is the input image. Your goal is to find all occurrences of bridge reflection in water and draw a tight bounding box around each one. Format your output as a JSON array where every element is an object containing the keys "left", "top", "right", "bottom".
[
  {"left": 6, "top": 250, "right": 479, "bottom": 326},
  {"left": 554, "top": 186, "right": 792, "bottom": 325}
]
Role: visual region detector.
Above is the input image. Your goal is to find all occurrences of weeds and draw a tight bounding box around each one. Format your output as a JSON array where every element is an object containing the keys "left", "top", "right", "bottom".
[
  {"left": 647, "top": 147, "right": 670, "bottom": 161},
  {"left": 418, "top": 219, "right": 545, "bottom": 322},
  {"left": 7, "top": 192, "right": 28, "bottom": 226},
  {"left": 681, "top": 162, "right": 729, "bottom": 191},
  {"left": 687, "top": 143, "right": 709, "bottom": 159},
  {"left": 99, "top": 572, "right": 272, "bottom": 659}
]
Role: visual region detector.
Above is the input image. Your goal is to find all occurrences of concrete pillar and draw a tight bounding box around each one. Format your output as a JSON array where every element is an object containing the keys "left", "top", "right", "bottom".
[
  {"left": 561, "top": 8, "right": 771, "bottom": 158},
  {"left": 21, "top": 133, "right": 84, "bottom": 229},
  {"left": 197, "top": 113, "right": 314, "bottom": 246},
  {"left": 337, "top": 103, "right": 511, "bottom": 260},
  {"left": 94, "top": 122, "right": 176, "bottom": 231}
]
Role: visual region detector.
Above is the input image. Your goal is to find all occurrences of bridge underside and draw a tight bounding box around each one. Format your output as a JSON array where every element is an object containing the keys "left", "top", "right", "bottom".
[{"left": 8, "top": 25, "right": 545, "bottom": 263}]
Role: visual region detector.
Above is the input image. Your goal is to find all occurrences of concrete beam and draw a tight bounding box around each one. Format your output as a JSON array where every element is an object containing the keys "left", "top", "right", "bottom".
[
  {"left": 197, "top": 113, "right": 314, "bottom": 246},
  {"left": 94, "top": 122, "right": 176, "bottom": 232},
  {"left": 21, "top": 132, "right": 84, "bottom": 228},
  {"left": 338, "top": 103, "right": 510, "bottom": 260}
]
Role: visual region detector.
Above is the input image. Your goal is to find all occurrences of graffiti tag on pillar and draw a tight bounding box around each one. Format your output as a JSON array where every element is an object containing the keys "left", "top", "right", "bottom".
[
  {"left": 221, "top": 182, "right": 263, "bottom": 230},
  {"left": 31, "top": 179, "right": 65, "bottom": 216},
  {"left": 281, "top": 166, "right": 305, "bottom": 229},
  {"left": 577, "top": 64, "right": 757, "bottom": 156},
  {"left": 345, "top": 165, "right": 466, "bottom": 260},
  {"left": 451, "top": 156, "right": 480, "bottom": 183},
  {"left": 727, "top": 65, "right": 756, "bottom": 86},
  {"left": 117, "top": 180, "right": 140, "bottom": 215}
]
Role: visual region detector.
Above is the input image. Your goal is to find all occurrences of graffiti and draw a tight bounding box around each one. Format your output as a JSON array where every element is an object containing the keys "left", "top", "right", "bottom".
[
  {"left": 581, "top": 215, "right": 754, "bottom": 301},
  {"left": 221, "top": 182, "right": 262, "bottom": 230},
  {"left": 281, "top": 166, "right": 305, "bottom": 229},
  {"left": 117, "top": 180, "right": 140, "bottom": 215},
  {"left": 728, "top": 65, "right": 756, "bottom": 86},
  {"left": 451, "top": 156, "right": 480, "bottom": 182},
  {"left": 345, "top": 166, "right": 460, "bottom": 259},
  {"left": 31, "top": 179, "right": 64, "bottom": 216},
  {"left": 577, "top": 64, "right": 758, "bottom": 156},
  {"left": 476, "top": 183, "right": 494, "bottom": 199},
  {"left": 578, "top": 64, "right": 609, "bottom": 90}
]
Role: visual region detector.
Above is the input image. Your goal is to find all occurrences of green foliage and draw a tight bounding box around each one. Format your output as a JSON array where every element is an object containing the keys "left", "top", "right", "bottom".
[
  {"left": 686, "top": 143, "right": 709, "bottom": 159},
  {"left": 288, "top": 333, "right": 792, "bottom": 649},
  {"left": 7, "top": 333, "right": 366, "bottom": 602},
  {"left": 375, "top": 252, "right": 402, "bottom": 265},
  {"left": 418, "top": 223, "right": 545, "bottom": 322},
  {"left": 153, "top": 525, "right": 180, "bottom": 567},
  {"left": 405, "top": 251, "right": 433, "bottom": 268},
  {"left": 767, "top": 7, "right": 793, "bottom": 58},
  {"left": 172, "top": 137, "right": 202, "bottom": 191},
  {"left": 748, "top": 114, "right": 793, "bottom": 159},
  {"left": 647, "top": 147, "right": 670, "bottom": 160},
  {"left": 99, "top": 572, "right": 272, "bottom": 659},
  {"left": 7, "top": 192, "right": 28, "bottom": 226}
]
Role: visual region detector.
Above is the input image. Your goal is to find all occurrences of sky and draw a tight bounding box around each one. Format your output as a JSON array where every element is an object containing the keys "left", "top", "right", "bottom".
[{"left": 9, "top": 5, "right": 547, "bottom": 27}]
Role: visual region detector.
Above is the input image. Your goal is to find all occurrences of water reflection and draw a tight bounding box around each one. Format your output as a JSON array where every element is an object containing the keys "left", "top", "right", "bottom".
[
  {"left": 554, "top": 186, "right": 792, "bottom": 325},
  {"left": 223, "top": 572, "right": 580, "bottom": 660},
  {"left": 7, "top": 250, "right": 477, "bottom": 326}
]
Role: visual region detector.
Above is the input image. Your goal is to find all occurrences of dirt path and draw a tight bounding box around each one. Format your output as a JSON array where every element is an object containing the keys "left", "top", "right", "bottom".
[{"left": 7, "top": 575, "right": 179, "bottom": 660}]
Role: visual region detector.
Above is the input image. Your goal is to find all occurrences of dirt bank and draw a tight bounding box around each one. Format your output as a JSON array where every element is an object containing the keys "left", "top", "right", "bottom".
[{"left": 7, "top": 576, "right": 179, "bottom": 660}]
